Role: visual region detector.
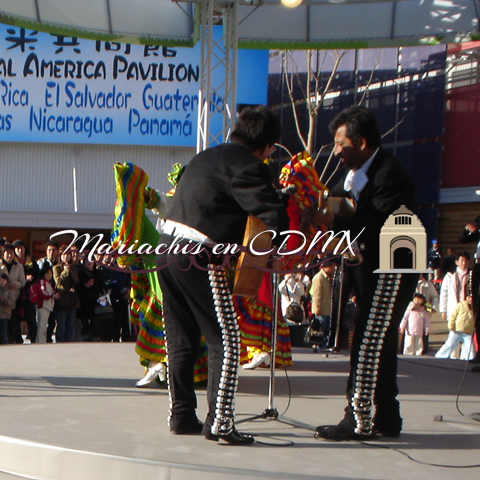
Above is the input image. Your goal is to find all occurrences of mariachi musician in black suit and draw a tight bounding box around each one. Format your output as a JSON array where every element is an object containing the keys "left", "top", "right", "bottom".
[
  {"left": 315, "top": 105, "right": 418, "bottom": 441},
  {"left": 156, "top": 106, "right": 288, "bottom": 445}
]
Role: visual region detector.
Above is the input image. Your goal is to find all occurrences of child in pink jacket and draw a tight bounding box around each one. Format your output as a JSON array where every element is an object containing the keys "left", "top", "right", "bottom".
[{"left": 399, "top": 293, "right": 430, "bottom": 356}]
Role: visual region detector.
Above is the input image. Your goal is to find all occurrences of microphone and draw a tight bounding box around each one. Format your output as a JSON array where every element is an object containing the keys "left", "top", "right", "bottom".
[{"left": 277, "top": 184, "right": 297, "bottom": 196}]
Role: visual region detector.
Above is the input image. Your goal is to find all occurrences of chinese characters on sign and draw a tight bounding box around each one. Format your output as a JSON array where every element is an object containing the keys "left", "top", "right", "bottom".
[{"left": 0, "top": 25, "right": 268, "bottom": 146}]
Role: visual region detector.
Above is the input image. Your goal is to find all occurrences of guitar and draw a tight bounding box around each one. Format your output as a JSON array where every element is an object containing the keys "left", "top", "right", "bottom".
[
  {"left": 319, "top": 189, "right": 355, "bottom": 217},
  {"left": 232, "top": 215, "right": 272, "bottom": 298}
]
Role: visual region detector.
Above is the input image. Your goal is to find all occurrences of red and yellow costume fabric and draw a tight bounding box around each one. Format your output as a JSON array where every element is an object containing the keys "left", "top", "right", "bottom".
[
  {"left": 235, "top": 152, "right": 326, "bottom": 367},
  {"left": 235, "top": 272, "right": 293, "bottom": 367},
  {"left": 279, "top": 151, "right": 327, "bottom": 269}
]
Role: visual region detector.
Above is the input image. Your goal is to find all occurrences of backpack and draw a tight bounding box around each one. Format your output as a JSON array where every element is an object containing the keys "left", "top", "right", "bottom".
[{"left": 28, "top": 280, "right": 43, "bottom": 308}]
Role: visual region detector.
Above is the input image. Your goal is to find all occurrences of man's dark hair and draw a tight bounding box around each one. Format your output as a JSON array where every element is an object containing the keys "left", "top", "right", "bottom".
[
  {"left": 231, "top": 106, "right": 281, "bottom": 152},
  {"left": 329, "top": 105, "right": 381, "bottom": 148},
  {"left": 457, "top": 251, "right": 471, "bottom": 261},
  {"left": 46, "top": 241, "right": 60, "bottom": 249}
]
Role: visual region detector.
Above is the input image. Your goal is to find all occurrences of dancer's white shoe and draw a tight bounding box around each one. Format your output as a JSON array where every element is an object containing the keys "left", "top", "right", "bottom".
[
  {"left": 136, "top": 361, "right": 167, "bottom": 387},
  {"left": 242, "top": 351, "right": 271, "bottom": 370}
]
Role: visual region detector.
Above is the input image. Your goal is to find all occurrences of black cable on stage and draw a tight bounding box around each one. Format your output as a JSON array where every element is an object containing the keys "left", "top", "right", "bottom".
[
  {"left": 455, "top": 351, "right": 477, "bottom": 419},
  {"left": 236, "top": 357, "right": 296, "bottom": 446},
  {"left": 398, "top": 329, "right": 480, "bottom": 423},
  {"left": 360, "top": 441, "right": 480, "bottom": 469},
  {"left": 238, "top": 331, "right": 480, "bottom": 450},
  {"left": 254, "top": 437, "right": 295, "bottom": 447},
  {"left": 279, "top": 361, "right": 293, "bottom": 417},
  {"left": 231, "top": 411, "right": 295, "bottom": 447},
  {"left": 453, "top": 327, "right": 480, "bottom": 420},
  {"left": 364, "top": 344, "right": 480, "bottom": 469}
]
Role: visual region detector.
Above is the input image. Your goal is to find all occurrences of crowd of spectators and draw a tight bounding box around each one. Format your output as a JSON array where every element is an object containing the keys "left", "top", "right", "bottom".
[
  {"left": 1, "top": 230, "right": 478, "bottom": 362},
  {"left": 279, "top": 236, "right": 478, "bottom": 362},
  {"left": 0, "top": 236, "right": 131, "bottom": 345}
]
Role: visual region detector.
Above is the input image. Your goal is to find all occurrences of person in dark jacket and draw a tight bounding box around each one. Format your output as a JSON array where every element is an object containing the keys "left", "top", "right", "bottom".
[
  {"left": 0, "top": 273, "right": 16, "bottom": 344},
  {"left": 156, "top": 106, "right": 288, "bottom": 445},
  {"left": 53, "top": 248, "right": 79, "bottom": 342},
  {"left": 13, "top": 240, "right": 39, "bottom": 343},
  {"left": 77, "top": 258, "right": 105, "bottom": 341},
  {"left": 314, "top": 105, "right": 418, "bottom": 441}
]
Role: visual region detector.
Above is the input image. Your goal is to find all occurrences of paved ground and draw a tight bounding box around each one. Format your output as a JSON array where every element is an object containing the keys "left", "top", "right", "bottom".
[{"left": 0, "top": 342, "right": 479, "bottom": 480}]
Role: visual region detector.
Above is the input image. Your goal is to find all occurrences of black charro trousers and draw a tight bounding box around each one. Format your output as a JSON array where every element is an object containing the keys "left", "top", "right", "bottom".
[
  {"left": 157, "top": 235, "right": 239, "bottom": 435},
  {"left": 339, "top": 263, "right": 419, "bottom": 433}
]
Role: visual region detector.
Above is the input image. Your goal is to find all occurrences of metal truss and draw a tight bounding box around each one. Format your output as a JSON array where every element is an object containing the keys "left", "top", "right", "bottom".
[{"left": 197, "top": 0, "right": 239, "bottom": 152}]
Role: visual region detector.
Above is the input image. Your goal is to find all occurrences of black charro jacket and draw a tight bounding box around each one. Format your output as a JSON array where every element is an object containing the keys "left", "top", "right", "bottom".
[
  {"left": 166, "top": 142, "right": 288, "bottom": 247},
  {"left": 330, "top": 147, "right": 415, "bottom": 272}
]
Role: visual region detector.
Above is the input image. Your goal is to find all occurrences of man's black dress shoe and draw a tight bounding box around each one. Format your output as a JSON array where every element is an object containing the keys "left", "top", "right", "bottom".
[
  {"left": 314, "top": 425, "right": 377, "bottom": 441},
  {"left": 203, "top": 428, "right": 255, "bottom": 445},
  {"left": 170, "top": 418, "right": 204, "bottom": 435}
]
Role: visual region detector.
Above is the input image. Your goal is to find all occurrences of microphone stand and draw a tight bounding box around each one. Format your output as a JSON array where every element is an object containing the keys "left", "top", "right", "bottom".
[{"left": 237, "top": 272, "right": 315, "bottom": 431}]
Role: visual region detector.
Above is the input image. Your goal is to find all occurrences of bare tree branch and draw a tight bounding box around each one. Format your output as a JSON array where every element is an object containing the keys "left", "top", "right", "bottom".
[
  {"left": 358, "top": 49, "right": 381, "bottom": 106},
  {"left": 274, "top": 143, "right": 293, "bottom": 158},
  {"left": 314, "top": 50, "right": 346, "bottom": 116},
  {"left": 280, "top": 49, "right": 348, "bottom": 157},
  {"left": 284, "top": 52, "right": 308, "bottom": 151},
  {"left": 318, "top": 146, "right": 336, "bottom": 184},
  {"left": 278, "top": 46, "right": 413, "bottom": 191},
  {"left": 313, "top": 142, "right": 333, "bottom": 165},
  {"left": 307, "top": 50, "right": 346, "bottom": 154},
  {"left": 381, "top": 114, "right": 408, "bottom": 139},
  {"left": 324, "top": 157, "right": 343, "bottom": 188}
]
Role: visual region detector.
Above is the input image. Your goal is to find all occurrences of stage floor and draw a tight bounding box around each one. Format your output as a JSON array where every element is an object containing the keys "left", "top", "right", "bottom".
[{"left": 1, "top": 343, "right": 479, "bottom": 480}]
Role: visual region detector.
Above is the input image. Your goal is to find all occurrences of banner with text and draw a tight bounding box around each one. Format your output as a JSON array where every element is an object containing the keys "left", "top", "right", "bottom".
[{"left": 0, "top": 24, "right": 268, "bottom": 146}]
